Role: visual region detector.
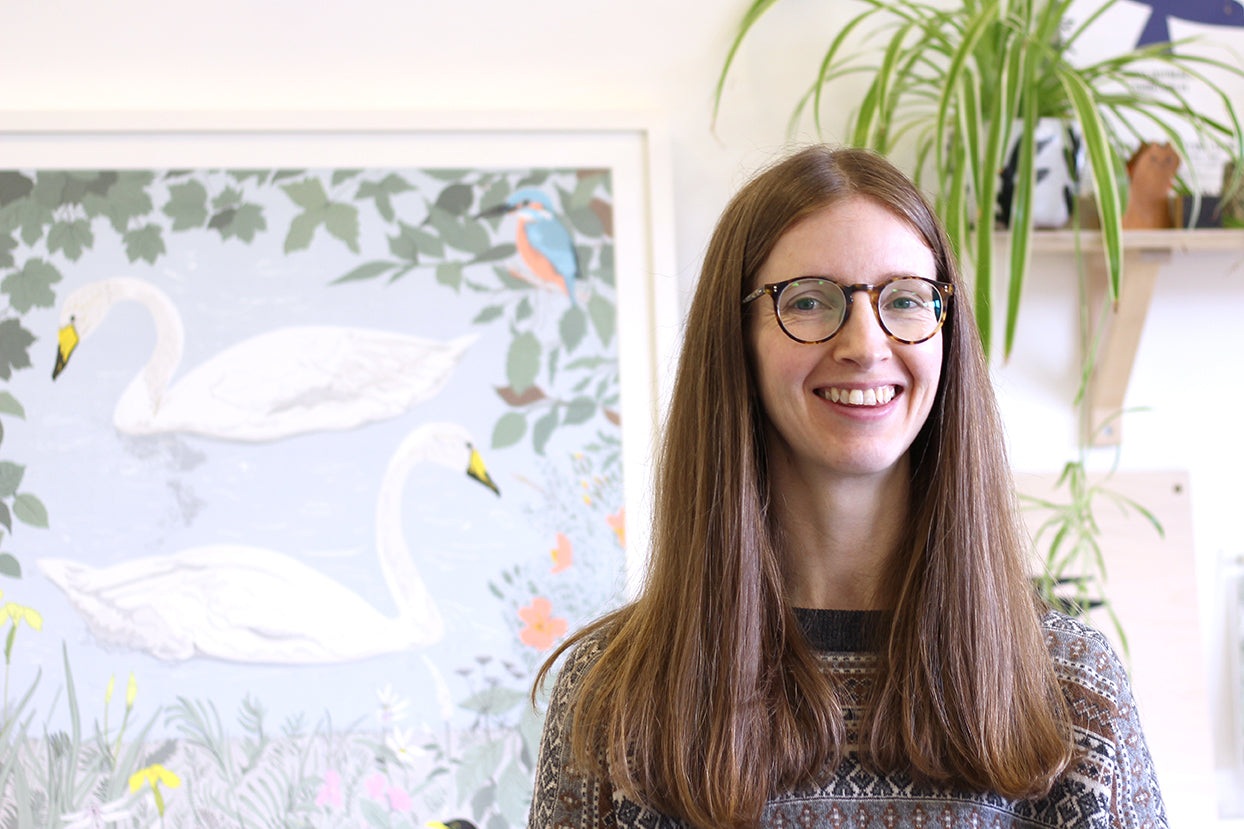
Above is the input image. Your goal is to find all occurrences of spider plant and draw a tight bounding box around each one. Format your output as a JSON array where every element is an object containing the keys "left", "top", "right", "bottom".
[{"left": 715, "top": 0, "right": 1244, "bottom": 359}]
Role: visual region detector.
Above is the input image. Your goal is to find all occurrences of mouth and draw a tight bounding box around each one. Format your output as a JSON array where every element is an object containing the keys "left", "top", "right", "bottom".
[{"left": 816, "top": 385, "right": 897, "bottom": 407}]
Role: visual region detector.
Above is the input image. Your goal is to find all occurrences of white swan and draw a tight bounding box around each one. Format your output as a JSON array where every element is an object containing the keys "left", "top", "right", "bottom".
[
  {"left": 37, "top": 423, "right": 500, "bottom": 663},
  {"left": 53, "top": 277, "right": 476, "bottom": 441}
]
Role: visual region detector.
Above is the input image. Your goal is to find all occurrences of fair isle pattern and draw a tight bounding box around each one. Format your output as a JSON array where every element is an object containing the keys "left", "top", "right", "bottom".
[{"left": 529, "top": 612, "right": 1168, "bottom": 829}]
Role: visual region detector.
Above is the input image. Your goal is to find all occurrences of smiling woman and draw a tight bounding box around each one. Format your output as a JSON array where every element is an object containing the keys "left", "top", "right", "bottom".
[{"left": 528, "top": 146, "right": 1168, "bottom": 829}]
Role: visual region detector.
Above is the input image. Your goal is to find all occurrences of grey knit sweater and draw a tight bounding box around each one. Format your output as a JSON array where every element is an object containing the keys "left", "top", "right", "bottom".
[{"left": 528, "top": 611, "right": 1167, "bottom": 828}]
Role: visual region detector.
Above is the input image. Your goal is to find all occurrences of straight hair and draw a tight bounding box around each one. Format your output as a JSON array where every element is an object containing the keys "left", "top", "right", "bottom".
[{"left": 535, "top": 146, "right": 1074, "bottom": 828}]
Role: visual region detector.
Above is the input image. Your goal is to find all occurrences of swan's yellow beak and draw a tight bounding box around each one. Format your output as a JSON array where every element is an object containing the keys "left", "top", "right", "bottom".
[
  {"left": 467, "top": 445, "right": 500, "bottom": 496},
  {"left": 53, "top": 323, "right": 79, "bottom": 380}
]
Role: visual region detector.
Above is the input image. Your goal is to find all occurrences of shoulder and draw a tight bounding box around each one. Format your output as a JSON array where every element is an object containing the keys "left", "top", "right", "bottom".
[{"left": 1039, "top": 610, "right": 1131, "bottom": 700}]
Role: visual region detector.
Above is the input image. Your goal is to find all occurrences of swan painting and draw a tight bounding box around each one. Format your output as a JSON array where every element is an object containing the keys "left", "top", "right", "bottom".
[
  {"left": 52, "top": 277, "right": 477, "bottom": 441},
  {"left": 37, "top": 422, "right": 501, "bottom": 663}
]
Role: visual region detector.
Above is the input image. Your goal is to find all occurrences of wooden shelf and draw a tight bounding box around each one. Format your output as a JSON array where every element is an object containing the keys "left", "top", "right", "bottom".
[{"left": 1024, "top": 229, "right": 1244, "bottom": 445}]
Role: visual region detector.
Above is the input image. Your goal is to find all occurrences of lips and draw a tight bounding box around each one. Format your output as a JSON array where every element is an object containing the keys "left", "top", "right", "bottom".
[{"left": 816, "top": 385, "right": 897, "bottom": 406}]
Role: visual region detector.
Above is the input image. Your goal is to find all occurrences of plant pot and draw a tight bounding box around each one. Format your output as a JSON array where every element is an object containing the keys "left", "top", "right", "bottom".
[{"left": 996, "top": 118, "right": 1084, "bottom": 230}]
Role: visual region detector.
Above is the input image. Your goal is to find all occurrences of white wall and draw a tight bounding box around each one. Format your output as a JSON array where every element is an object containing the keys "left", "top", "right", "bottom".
[{"left": 3, "top": 0, "right": 1242, "bottom": 822}]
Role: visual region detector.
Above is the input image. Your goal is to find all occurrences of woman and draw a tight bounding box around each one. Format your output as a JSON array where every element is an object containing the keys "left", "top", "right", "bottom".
[{"left": 529, "top": 146, "right": 1166, "bottom": 828}]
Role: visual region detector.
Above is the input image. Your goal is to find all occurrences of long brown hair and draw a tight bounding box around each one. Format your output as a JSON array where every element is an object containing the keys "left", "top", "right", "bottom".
[{"left": 535, "top": 146, "right": 1074, "bottom": 827}]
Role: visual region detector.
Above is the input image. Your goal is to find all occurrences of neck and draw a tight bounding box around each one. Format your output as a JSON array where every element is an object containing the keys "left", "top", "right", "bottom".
[{"left": 769, "top": 455, "right": 910, "bottom": 611}]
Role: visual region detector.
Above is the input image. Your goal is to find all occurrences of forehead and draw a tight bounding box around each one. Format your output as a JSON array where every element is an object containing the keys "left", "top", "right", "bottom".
[{"left": 758, "top": 197, "right": 936, "bottom": 285}]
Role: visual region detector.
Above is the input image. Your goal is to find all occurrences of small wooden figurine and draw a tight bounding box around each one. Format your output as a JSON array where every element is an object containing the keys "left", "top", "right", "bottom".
[{"left": 1121, "top": 142, "right": 1180, "bottom": 229}]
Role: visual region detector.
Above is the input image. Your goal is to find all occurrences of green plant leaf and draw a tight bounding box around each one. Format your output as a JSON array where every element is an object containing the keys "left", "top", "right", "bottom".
[
  {"left": 163, "top": 180, "right": 209, "bottom": 230},
  {"left": 506, "top": 331, "right": 541, "bottom": 395},
  {"left": 559, "top": 305, "right": 587, "bottom": 353},
  {"left": 12, "top": 494, "right": 47, "bottom": 529},
  {"left": 46, "top": 219, "right": 94, "bottom": 261},
  {"left": 437, "top": 262, "right": 464, "bottom": 290},
  {"left": 0, "top": 553, "right": 19, "bottom": 578},
  {"left": 532, "top": 408, "right": 558, "bottom": 456},
  {"left": 0, "top": 392, "right": 24, "bottom": 418},
  {"left": 563, "top": 396, "right": 596, "bottom": 426},
  {"left": 219, "top": 203, "right": 266, "bottom": 242},
  {"left": 587, "top": 294, "right": 616, "bottom": 346},
  {"left": 713, "top": 0, "right": 787, "bottom": 126},
  {"left": 334, "top": 260, "right": 398, "bottom": 284},
  {"left": 281, "top": 178, "right": 328, "bottom": 211},
  {"left": 123, "top": 224, "right": 166, "bottom": 264},
  {"left": 473, "top": 305, "right": 505, "bottom": 324},
  {"left": 0, "top": 319, "right": 36, "bottom": 381},
  {"left": 284, "top": 211, "right": 320, "bottom": 254},
  {"left": 2, "top": 258, "right": 61, "bottom": 313},
  {"left": 323, "top": 203, "right": 361, "bottom": 253},
  {"left": 0, "top": 462, "right": 24, "bottom": 498},
  {"left": 492, "top": 412, "right": 527, "bottom": 449},
  {"left": 460, "top": 685, "right": 526, "bottom": 715}
]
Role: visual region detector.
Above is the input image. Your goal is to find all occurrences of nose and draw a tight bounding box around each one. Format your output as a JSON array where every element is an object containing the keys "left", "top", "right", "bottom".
[{"left": 830, "top": 290, "right": 889, "bottom": 368}]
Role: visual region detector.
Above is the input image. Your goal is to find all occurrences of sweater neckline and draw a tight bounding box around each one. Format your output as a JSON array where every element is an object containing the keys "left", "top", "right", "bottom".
[{"left": 793, "top": 607, "right": 884, "bottom": 653}]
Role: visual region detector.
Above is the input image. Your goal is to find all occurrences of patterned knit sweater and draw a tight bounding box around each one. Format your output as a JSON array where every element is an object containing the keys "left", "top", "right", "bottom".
[{"left": 528, "top": 611, "right": 1168, "bottom": 828}]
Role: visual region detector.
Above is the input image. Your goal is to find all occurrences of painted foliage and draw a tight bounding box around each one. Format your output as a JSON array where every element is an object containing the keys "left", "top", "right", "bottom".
[{"left": 0, "top": 165, "right": 628, "bottom": 828}]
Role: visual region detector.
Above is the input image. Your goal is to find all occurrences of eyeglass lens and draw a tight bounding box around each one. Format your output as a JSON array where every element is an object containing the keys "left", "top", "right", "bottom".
[{"left": 775, "top": 278, "right": 945, "bottom": 343}]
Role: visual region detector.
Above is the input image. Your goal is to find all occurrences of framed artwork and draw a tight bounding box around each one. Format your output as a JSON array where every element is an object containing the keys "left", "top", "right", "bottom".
[{"left": 0, "top": 112, "right": 677, "bottom": 828}]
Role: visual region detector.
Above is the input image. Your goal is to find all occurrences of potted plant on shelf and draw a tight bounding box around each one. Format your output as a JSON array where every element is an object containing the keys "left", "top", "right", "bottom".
[{"left": 715, "top": 0, "right": 1244, "bottom": 359}]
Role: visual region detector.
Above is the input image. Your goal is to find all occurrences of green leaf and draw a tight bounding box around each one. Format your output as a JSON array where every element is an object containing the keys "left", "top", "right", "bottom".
[
  {"left": 333, "top": 261, "right": 398, "bottom": 284},
  {"left": 587, "top": 294, "right": 616, "bottom": 346},
  {"left": 123, "top": 224, "right": 165, "bottom": 264},
  {"left": 162, "top": 180, "right": 209, "bottom": 230},
  {"left": 491, "top": 412, "right": 527, "bottom": 449},
  {"left": 473, "top": 243, "right": 517, "bottom": 264},
  {"left": 323, "top": 203, "right": 361, "bottom": 253},
  {"left": 0, "top": 319, "right": 36, "bottom": 381},
  {"left": 46, "top": 219, "right": 94, "bottom": 261},
  {"left": 0, "top": 502, "right": 9, "bottom": 532},
  {"left": 473, "top": 305, "right": 505, "bottom": 324},
  {"left": 0, "top": 171, "right": 34, "bottom": 207},
  {"left": 515, "top": 297, "right": 533, "bottom": 322},
  {"left": 566, "top": 206, "right": 604, "bottom": 238},
  {"left": 532, "top": 408, "right": 558, "bottom": 456},
  {"left": 387, "top": 222, "right": 423, "bottom": 263},
  {"left": 459, "top": 685, "right": 526, "bottom": 715},
  {"left": 507, "top": 332, "right": 541, "bottom": 394},
  {"left": 436, "top": 262, "right": 464, "bottom": 290},
  {"left": 435, "top": 183, "right": 474, "bottom": 215},
  {"left": 0, "top": 462, "right": 23, "bottom": 498},
  {"left": 212, "top": 185, "right": 243, "bottom": 210},
  {"left": 429, "top": 206, "right": 490, "bottom": 254},
  {"left": 563, "top": 396, "right": 596, "bottom": 426},
  {"left": 559, "top": 305, "right": 587, "bottom": 353},
  {"left": 284, "top": 212, "right": 320, "bottom": 254},
  {"left": 0, "top": 233, "right": 16, "bottom": 269},
  {"left": 0, "top": 553, "right": 19, "bottom": 578},
  {"left": 222, "top": 203, "right": 266, "bottom": 242},
  {"left": 13, "top": 494, "right": 47, "bottom": 529},
  {"left": 281, "top": 178, "right": 329, "bottom": 210},
  {"left": 596, "top": 244, "right": 615, "bottom": 286},
  {"left": 2, "top": 258, "right": 61, "bottom": 313},
  {"left": 457, "top": 742, "right": 505, "bottom": 816},
  {"left": 101, "top": 172, "right": 155, "bottom": 234},
  {"left": 0, "top": 392, "right": 25, "bottom": 418}
]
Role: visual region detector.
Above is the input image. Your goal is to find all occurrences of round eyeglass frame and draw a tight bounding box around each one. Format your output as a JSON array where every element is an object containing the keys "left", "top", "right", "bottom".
[{"left": 742, "top": 276, "right": 954, "bottom": 345}]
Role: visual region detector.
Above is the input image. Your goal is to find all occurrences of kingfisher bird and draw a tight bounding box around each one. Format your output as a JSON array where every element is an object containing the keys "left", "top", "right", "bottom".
[{"left": 482, "top": 188, "right": 581, "bottom": 304}]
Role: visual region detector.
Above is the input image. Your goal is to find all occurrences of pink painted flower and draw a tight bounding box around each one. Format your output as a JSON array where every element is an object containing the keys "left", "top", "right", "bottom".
[
  {"left": 365, "top": 772, "right": 386, "bottom": 799},
  {"left": 550, "top": 532, "right": 573, "bottom": 574},
  {"left": 315, "top": 770, "right": 342, "bottom": 809},
  {"left": 387, "top": 785, "right": 412, "bottom": 811},
  {"left": 607, "top": 506, "right": 626, "bottom": 548},
  {"left": 518, "top": 597, "right": 567, "bottom": 651}
]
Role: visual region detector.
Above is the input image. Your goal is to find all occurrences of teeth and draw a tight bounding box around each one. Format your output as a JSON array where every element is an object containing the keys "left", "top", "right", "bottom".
[{"left": 823, "top": 386, "right": 895, "bottom": 406}]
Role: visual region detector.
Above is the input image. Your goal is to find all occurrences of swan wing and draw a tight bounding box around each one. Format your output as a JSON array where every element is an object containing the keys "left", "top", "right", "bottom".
[
  {"left": 125, "top": 328, "right": 476, "bottom": 441},
  {"left": 39, "top": 546, "right": 430, "bottom": 663}
]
